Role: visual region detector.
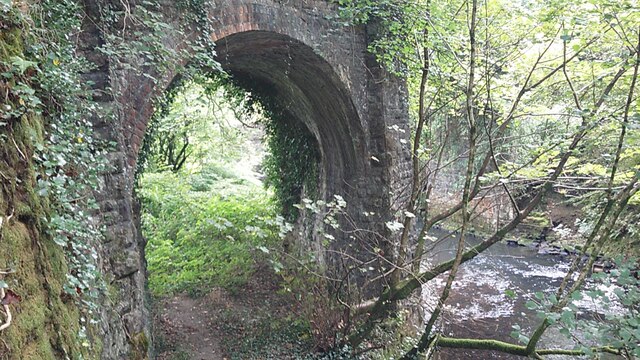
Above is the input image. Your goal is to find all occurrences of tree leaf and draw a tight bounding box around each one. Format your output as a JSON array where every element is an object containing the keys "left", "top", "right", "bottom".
[{"left": 525, "top": 300, "right": 538, "bottom": 310}]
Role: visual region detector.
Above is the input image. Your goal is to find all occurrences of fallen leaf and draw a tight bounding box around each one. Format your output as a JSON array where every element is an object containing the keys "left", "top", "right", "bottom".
[{"left": 1, "top": 289, "right": 21, "bottom": 305}]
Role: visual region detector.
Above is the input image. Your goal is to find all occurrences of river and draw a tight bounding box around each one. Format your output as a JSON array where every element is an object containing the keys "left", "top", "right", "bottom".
[{"left": 420, "top": 228, "right": 623, "bottom": 359}]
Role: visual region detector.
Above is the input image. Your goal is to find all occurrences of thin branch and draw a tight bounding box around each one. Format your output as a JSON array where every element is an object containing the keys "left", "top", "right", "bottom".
[
  {"left": 433, "top": 336, "right": 621, "bottom": 357},
  {"left": 350, "top": 94, "right": 597, "bottom": 347}
]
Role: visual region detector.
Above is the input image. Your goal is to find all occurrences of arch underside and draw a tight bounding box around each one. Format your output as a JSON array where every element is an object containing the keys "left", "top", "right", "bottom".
[{"left": 215, "top": 31, "right": 366, "bottom": 197}]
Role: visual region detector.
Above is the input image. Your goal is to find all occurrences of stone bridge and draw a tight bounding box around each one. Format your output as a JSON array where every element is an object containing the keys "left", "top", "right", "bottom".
[{"left": 79, "top": 0, "right": 412, "bottom": 357}]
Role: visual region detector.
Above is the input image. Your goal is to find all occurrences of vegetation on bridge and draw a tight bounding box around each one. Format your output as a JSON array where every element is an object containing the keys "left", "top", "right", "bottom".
[{"left": 0, "top": 0, "right": 638, "bottom": 359}]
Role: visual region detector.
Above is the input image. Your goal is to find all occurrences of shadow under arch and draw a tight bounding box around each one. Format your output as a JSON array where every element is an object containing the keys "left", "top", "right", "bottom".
[
  {"left": 80, "top": 0, "right": 412, "bottom": 355},
  {"left": 213, "top": 30, "right": 367, "bottom": 199}
]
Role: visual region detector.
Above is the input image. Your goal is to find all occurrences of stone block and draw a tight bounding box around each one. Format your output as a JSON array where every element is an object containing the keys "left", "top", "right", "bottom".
[{"left": 111, "top": 247, "right": 141, "bottom": 279}]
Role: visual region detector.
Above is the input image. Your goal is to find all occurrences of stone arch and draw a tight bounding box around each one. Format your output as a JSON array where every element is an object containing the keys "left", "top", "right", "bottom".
[
  {"left": 213, "top": 30, "right": 367, "bottom": 200},
  {"left": 80, "top": 0, "right": 413, "bottom": 357},
  {"left": 120, "top": 0, "right": 376, "bottom": 183}
]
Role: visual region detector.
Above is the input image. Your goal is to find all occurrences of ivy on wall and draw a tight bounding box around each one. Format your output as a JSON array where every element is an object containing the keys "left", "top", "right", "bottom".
[
  {"left": 213, "top": 76, "right": 322, "bottom": 221},
  {"left": 1, "top": 0, "right": 110, "bottom": 354},
  {"left": 3, "top": 0, "right": 321, "bottom": 354},
  {"left": 261, "top": 104, "right": 320, "bottom": 222}
]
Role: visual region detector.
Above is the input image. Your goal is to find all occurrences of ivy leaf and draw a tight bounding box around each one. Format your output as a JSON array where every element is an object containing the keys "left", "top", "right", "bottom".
[
  {"left": 570, "top": 291, "right": 583, "bottom": 301},
  {"left": 515, "top": 333, "right": 530, "bottom": 344},
  {"left": 560, "top": 310, "right": 574, "bottom": 326},
  {"left": 0, "top": 281, "right": 7, "bottom": 289},
  {"left": 525, "top": 300, "right": 538, "bottom": 310},
  {"left": 10, "top": 56, "right": 38, "bottom": 75}
]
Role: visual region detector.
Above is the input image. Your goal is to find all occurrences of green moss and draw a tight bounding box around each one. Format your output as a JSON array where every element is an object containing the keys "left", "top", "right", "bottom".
[
  {"left": 0, "top": 187, "right": 89, "bottom": 360},
  {"left": 106, "top": 282, "right": 120, "bottom": 305},
  {"left": 526, "top": 211, "right": 550, "bottom": 227},
  {"left": 130, "top": 331, "right": 149, "bottom": 360},
  {"left": 0, "top": 48, "right": 90, "bottom": 360},
  {"left": 13, "top": 200, "right": 32, "bottom": 218},
  {"left": 0, "top": 27, "right": 23, "bottom": 60},
  {"left": 0, "top": 223, "right": 55, "bottom": 359}
]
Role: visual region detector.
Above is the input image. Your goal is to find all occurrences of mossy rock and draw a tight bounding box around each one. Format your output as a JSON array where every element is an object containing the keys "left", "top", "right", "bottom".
[
  {"left": 130, "top": 331, "right": 149, "bottom": 360},
  {"left": 0, "top": 26, "right": 94, "bottom": 359},
  {"left": 0, "top": 27, "right": 23, "bottom": 60}
]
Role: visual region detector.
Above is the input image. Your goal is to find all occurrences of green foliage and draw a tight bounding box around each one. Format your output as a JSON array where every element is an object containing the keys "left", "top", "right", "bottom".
[
  {"left": 334, "top": 0, "right": 639, "bottom": 356},
  {"left": 262, "top": 111, "right": 320, "bottom": 221},
  {"left": 1, "top": 0, "right": 109, "bottom": 352},
  {"left": 97, "top": 0, "right": 180, "bottom": 78},
  {"left": 139, "top": 82, "right": 250, "bottom": 173},
  {"left": 338, "top": 0, "right": 639, "bottom": 242},
  {"left": 516, "top": 258, "right": 640, "bottom": 357},
  {"left": 570, "top": 260, "right": 640, "bottom": 358},
  {"left": 96, "top": 0, "right": 221, "bottom": 96},
  {"left": 204, "top": 75, "right": 321, "bottom": 222},
  {"left": 139, "top": 169, "right": 279, "bottom": 296},
  {"left": 32, "top": 0, "right": 108, "bottom": 325},
  {"left": 205, "top": 74, "right": 321, "bottom": 221},
  {"left": 140, "top": 72, "right": 321, "bottom": 221},
  {"left": 334, "top": 0, "right": 428, "bottom": 76}
]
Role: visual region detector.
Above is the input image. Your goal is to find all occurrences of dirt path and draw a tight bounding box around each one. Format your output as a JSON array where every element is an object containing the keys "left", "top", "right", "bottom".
[
  {"left": 153, "top": 266, "right": 310, "bottom": 360},
  {"left": 156, "top": 291, "right": 226, "bottom": 360}
]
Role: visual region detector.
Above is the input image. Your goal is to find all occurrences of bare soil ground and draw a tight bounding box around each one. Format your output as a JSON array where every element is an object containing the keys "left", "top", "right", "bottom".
[{"left": 153, "top": 265, "right": 311, "bottom": 360}]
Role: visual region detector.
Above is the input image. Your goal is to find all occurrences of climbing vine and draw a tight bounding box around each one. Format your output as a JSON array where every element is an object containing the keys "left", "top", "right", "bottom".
[
  {"left": 209, "top": 76, "right": 321, "bottom": 221},
  {"left": 128, "top": 0, "right": 222, "bottom": 177},
  {"left": 334, "top": 0, "right": 427, "bottom": 75},
  {"left": 104, "top": 0, "right": 320, "bottom": 222},
  {"left": 136, "top": 76, "right": 186, "bottom": 177},
  {"left": 139, "top": 71, "right": 321, "bottom": 221},
  {"left": 1, "top": 0, "right": 110, "bottom": 352},
  {"left": 260, "top": 104, "right": 320, "bottom": 221}
]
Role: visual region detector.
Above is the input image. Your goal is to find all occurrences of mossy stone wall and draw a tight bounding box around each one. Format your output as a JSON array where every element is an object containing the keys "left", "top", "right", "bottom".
[{"left": 0, "top": 27, "right": 93, "bottom": 360}]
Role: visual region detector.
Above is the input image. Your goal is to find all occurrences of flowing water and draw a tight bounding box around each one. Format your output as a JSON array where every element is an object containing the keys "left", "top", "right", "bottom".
[{"left": 420, "top": 228, "right": 623, "bottom": 359}]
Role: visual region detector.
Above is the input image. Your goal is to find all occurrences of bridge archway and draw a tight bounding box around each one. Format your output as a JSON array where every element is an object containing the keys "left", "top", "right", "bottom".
[
  {"left": 214, "top": 30, "right": 366, "bottom": 204},
  {"left": 81, "top": 0, "right": 412, "bottom": 357}
]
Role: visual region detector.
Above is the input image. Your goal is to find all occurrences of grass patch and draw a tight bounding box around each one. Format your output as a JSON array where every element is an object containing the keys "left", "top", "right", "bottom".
[{"left": 139, "top": 168, "right": 279, "bottom": 296}]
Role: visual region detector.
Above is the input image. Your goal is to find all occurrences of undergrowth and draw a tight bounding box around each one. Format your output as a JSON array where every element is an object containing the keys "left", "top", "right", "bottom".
[{"left": 139, "top": 167, "right": 279, "bottom": 296}]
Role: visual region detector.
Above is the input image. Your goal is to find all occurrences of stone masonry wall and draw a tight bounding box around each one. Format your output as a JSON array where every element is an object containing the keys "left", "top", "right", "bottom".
[{"left": 78, "top": 0, "right": 412, "bottom": 357}]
